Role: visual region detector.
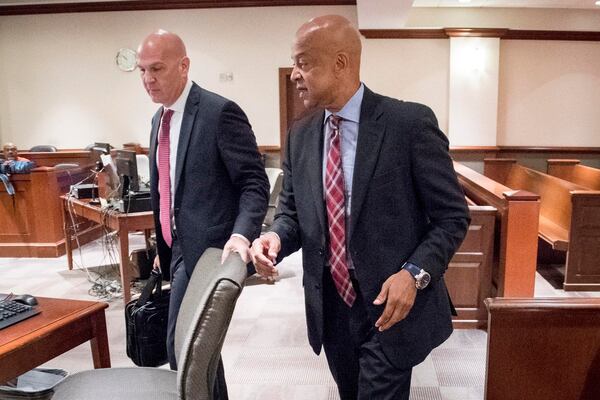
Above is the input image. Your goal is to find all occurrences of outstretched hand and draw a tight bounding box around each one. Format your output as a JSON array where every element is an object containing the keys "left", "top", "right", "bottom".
[
  {"left": 250, "top": 233, "right": 281, "bottom": 281},
  {"left": 373, "top": 269, "right": 417, "bottom": 331}
]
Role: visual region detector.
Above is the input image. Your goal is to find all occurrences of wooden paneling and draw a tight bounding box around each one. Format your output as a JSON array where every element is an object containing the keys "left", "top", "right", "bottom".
[
  {"left": 0, "top": 166, "right": 101, "bottom": 257},
  {"left": 447, "top": 205, "right": 496, "bottom": 329},
  {"left": 20, "top": 150, "right": 94, "bottom": 168},
  {"left": 360, "top": 28, "right": 600, "bottom": 42},
  {"left": 485, "top": 298, "right": 600, "bottom": 400},
  {"left": 0, "top": 0, "right": 355, "bottom": 15}
]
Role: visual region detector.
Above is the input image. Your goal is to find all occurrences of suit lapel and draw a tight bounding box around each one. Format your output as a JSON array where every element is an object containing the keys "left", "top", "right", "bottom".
[
  {"left": 349, "top": 87, "right": 385, "bottom": 240},
  {"left": 174, "top": 84, "right": 200, "bottom": 200},
  {"left": 306, "top": 112, "right": 327, "bottom": 237}
]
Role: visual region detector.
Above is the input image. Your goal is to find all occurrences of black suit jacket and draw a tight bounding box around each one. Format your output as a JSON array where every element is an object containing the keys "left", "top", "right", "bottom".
[
  {"left": 149, "top": 83, "right": 269, "bottom": 276},
  {"left": 271, "top": 86, "right": 470, "bottom": 370}
]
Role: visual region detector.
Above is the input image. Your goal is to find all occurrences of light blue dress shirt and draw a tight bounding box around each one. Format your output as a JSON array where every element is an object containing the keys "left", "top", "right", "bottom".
[
  {"left": 323, "top": 83, "right": 364, "bottom": 221},
  {"left": 323, "top": 83, "right": 364, "bottom": 268}
]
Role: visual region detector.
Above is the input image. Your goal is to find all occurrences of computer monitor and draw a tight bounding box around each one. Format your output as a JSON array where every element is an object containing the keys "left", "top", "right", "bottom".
[
  {"left": 90, "top": 142, "right": 112, "bottom": 166},
  {"left": 93, "top": 142, "right": 111, "bottom": 154},
  {"left": 115, "top": 149, "right": 139, "bottom": 196}
]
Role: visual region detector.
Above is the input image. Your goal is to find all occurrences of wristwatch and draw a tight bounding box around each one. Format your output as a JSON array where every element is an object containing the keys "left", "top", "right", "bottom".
[{"left": 402, "top": 262, "right": 431, "bottom": 290}]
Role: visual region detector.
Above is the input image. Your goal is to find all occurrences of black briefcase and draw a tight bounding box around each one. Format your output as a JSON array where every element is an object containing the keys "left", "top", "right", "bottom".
[{"left": 125, "top": 269, "right": 170, "bottom": 367}]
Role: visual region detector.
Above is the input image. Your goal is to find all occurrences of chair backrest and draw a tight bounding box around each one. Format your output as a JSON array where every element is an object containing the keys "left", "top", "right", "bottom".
[
  {"left": 174, "top": 248, "right": 246, "bottom": 400},
  {"left": 29, "top": 145, "right": 57, "bottom": 152},
  {"left": 265, "top": 167, "right": 284, "bottom": 207}
]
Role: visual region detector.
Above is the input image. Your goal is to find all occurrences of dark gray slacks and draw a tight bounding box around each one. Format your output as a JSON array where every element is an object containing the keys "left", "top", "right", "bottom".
[
  {"left": 322, "top": 271, "right": 413, "bottom": 400},
  {"left": 167, "top": 239, "right": 229, "bottom": 400}
]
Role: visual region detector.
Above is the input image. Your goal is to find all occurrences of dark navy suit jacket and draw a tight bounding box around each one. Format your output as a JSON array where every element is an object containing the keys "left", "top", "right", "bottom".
[
  {"left": 271, "top": 86, "right": 470, "bottom": 370},
  {"left": 149, "top": 83, "right": 269, "bottom": 276}
]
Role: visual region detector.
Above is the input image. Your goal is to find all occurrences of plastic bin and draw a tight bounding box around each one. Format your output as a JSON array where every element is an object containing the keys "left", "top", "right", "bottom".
[{"left": 0, "top": 368, "right": 67, "bottom": 400}]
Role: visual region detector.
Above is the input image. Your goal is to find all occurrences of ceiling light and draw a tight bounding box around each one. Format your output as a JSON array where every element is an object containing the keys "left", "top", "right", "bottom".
[{"left": 596, "top": 0, "right": 600, "bottom": 6}]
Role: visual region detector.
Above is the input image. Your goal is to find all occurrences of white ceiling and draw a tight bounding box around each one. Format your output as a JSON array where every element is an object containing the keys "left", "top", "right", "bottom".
[{"left": 0, "top": 0, "right": 599, "bottom": 8}]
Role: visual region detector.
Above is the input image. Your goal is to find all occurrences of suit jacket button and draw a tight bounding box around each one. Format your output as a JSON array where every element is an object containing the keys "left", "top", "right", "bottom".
[{"left": 318, "top": 248, "right": 324, "bottom": 256}]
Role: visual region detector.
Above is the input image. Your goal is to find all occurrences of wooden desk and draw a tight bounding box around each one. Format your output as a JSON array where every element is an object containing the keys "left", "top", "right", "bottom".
[
  {"left": 0, "top": 166, "right": 101, "bottom": 257},
  {"left": 61, "top": 195, "right": 154, "bottom": 303},
  {"left": 0, "top": 297, "right": 110, "bottom": 383}
]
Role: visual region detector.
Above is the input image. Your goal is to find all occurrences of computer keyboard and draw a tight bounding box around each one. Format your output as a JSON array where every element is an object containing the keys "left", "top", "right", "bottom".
[{"left": 0, "top": 299, "right": 40, "bottom": 330}]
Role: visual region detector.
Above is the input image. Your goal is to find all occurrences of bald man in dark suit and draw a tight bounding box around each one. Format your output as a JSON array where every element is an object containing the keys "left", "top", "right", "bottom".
[
  {"left": 251, "top": 15, "right": 470, "bottom": 400},
  {"left": 138, "top": 30, "right": 269, "bottom": 399}
]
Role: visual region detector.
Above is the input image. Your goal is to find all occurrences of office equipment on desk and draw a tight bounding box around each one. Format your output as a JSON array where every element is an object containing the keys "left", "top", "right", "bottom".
[
  {"left": 0, "top": 296, "right": 41, "bottom": 330},
  {"left": 71, "top": 183, "right": 98, "bottom": 199},
  {"left": 114, "top": 149, "right": 151, "bottom": 212},
  {"left": 115, "top": 149, "right": 140, "bottom": 195}
]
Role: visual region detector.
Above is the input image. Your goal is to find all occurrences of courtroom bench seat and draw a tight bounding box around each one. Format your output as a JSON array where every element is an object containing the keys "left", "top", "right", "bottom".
[
  {"left": 484, "top": 158, "right": 600, "bottom": 291},
  {"left": 547, "top": 159, "right": 600, "bottom": 191}
]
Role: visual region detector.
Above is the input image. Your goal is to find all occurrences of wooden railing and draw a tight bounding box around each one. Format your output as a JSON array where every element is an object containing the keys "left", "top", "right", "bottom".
[
  {"left": 485, "top": 297, "right": 600, "bottom": 400},
  {"left": 454, "top": 162, "right": 540, "bottom": 297}
]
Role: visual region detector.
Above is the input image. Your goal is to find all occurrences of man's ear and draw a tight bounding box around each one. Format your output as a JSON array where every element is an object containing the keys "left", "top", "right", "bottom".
[
  {"left": 335, "top": 52, "right": 349, "bottom": 74},
  {"left": 180, "top": 56, "right": 190, "bottom": 75}
]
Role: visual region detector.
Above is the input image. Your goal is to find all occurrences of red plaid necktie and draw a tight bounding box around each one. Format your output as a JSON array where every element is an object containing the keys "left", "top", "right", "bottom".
[
  {"left": 158, "top": 109, "right": 174, "bottom": 247},
  {"left": 325, "top": 115, "right": 356, "bottom": 307}
]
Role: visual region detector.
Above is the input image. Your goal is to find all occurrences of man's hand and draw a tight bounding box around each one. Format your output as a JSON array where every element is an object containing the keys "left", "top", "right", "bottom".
[
  {"left": 250, "top": 233, "right": 281, "bottom": 281},
  {"left": 373, "top": 269, "right": 417, "bottom": 332},
  {"left": 221, "top": 235, "right": 250, "bottom": 264},
  {"left": 153, "top": 255, "right": 160, "bottom": 271}
]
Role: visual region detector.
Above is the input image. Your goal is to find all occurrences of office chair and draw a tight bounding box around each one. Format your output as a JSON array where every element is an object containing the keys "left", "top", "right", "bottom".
[
  {"left": 29, "top": 145, "right": 57, "bottom": 152},
  {"left": 263, "top": 167, "right": 284, "bottom": 228},
  {"left": 51, "top": 248, "right": 247, "bottom": 400}
]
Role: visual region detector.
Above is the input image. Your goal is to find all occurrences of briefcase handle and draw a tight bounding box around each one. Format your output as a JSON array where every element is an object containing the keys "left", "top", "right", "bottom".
[{"left": 135, "top": 269, "right": 164, "bottom": 307}]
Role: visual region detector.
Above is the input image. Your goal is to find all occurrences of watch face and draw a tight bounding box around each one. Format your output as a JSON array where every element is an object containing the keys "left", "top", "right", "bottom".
[
  {"left": 416, "top": 271, "right": 431, "bottom": 289},
  {"left": 116, "top": 48, "right": 137, "bottom": 72}
]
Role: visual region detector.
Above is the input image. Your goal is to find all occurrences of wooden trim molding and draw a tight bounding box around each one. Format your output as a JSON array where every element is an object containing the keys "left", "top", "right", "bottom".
[
  {"left": 359, "top": 29, "right": 447, "bottom": 39},
  {"left": 450, "top": 146, "right": 600, "bottom": 154},
  {"left": 0, "top": 0, "right": 355, "bottom": 16},
  {"left": 444, "top": 28, "right": 509, "bottom": 38},
  {"left": 360, "top": 28, "right": 600, "bottom": 42},
  {"left": 503, "top": 30, "right": 600, "bottom": 41}
]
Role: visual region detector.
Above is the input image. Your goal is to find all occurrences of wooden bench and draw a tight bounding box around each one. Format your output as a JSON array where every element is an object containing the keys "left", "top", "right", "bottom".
[
  {"left": 547, "top": 159, "right": 600, "bottom": 191},
  {"left": 454, "top": 161, "right": 540, "bottom": 297},
  {"left": 485, "top": 297, "right": 600, "bottom": 400},
  {"left": 485, "top": 158, "right": 600, "bottom": 291},
  {"left": 447, "top": 204, "right": 496, "bottom": 328}
]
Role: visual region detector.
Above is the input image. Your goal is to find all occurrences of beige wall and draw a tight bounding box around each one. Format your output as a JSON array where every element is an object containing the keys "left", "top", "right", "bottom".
[
  {"left": 0, "top": 5, "right": 452, "bottom": 149},
  {"left": 498, "top": 40, "right": 600, "bottom": 147},
  {"left": 0, "top": 6, "right": 599, "bottom": 149}
]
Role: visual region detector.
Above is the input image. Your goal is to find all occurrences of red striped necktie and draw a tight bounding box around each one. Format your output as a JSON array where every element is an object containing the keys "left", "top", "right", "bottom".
[
  {"left": 158, "top": 109, "right": 174, "bottom": 247},
  {"left": 325, "top": 115, "right": 356, "bottom": 307}
]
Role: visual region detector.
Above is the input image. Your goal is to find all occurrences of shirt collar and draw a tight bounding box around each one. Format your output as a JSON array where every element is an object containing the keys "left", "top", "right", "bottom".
[
  {"left": 163, "top": 79, "right": 193, "bottom": 114},
  {"left": 324, "top": 82, "right": 364, "bottom": 124}
]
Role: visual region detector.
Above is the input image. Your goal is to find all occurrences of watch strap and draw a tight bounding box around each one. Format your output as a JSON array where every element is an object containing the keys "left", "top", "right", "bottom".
[{"left": 402, "top": 262, "right": 422, "bottom": 278}]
